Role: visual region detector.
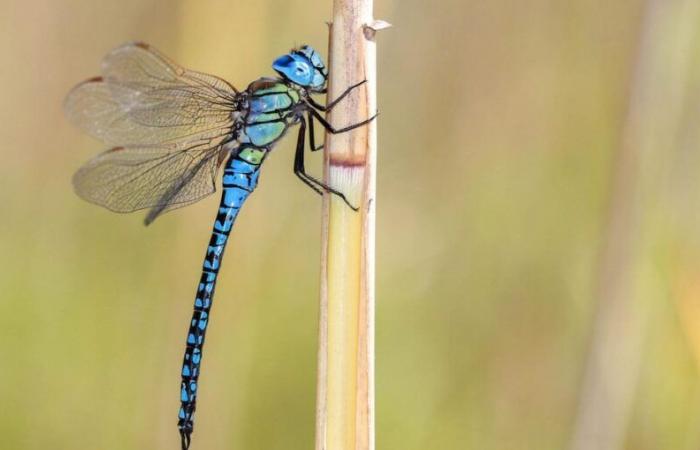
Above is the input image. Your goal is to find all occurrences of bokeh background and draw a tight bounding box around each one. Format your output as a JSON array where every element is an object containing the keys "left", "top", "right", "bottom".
[{"left": 4, "top": 0, "right": 700, "bottom": 449}]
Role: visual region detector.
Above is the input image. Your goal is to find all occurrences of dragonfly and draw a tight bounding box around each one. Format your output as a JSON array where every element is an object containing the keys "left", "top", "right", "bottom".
[{"left": 64, "top": 41, "right": 375, "bottom": 450}]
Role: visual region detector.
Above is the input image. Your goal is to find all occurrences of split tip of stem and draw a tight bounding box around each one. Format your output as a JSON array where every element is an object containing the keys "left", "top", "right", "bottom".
[{"left": 363, "top": 20, "right": 392, "bottom": 40}]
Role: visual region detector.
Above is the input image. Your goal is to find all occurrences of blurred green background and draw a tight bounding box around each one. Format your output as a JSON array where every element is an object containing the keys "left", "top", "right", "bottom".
[{"left": 4, "top": 0, "right": 700, "bottom": 449}]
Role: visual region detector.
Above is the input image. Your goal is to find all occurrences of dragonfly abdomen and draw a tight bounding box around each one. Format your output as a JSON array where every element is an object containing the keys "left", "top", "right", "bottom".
[{"left": 178, "top": 148, "right": 266, "bottom": 450}]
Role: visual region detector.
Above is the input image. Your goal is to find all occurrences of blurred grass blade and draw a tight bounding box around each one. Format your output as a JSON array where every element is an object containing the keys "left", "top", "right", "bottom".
[{"left": 569, "top": 1, "right": 700, "bottom": 449}]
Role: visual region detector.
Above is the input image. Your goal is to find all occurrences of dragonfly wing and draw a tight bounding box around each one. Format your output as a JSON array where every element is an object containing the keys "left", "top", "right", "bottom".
[
  {"left": 67, "top": 42, "right": 244, "bottom": 223},
  {"left": 101, "top": 42, "right": 238, "bottom": 128},
  {"left": 64, "top": 42, "right": 239, "bottom": 146},
  {"left": 73, "top": 143, "right": 225, "bottom": 224},
  {"left": 102, "top": 41, "right": 237, "bottom": 95},
  {"left": 66, "top": 78, "right": 198, "bottom": 146}
]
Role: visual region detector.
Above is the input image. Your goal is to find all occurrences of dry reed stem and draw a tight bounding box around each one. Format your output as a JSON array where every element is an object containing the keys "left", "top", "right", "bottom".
[{"left": 314, "top": 2, "right": 388, "bottom": 450}]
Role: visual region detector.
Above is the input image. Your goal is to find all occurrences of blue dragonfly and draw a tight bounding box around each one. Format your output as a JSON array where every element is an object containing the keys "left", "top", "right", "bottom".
[{"left": 64, "top": 42, "right": 375, "bottom": 450}]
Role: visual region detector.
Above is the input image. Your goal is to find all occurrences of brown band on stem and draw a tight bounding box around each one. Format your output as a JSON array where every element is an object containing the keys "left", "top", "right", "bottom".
[{"left": 329, "top": 154, "right": 368, "bottom": 167}]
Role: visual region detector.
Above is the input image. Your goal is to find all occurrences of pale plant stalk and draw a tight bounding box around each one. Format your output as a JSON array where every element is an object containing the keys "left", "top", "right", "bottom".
[
  {"left": 569, "top": 0, "right": 700, "bottom": 449},
  {"left": 314, "top": 2, "right": 387, "bottom": 450}
]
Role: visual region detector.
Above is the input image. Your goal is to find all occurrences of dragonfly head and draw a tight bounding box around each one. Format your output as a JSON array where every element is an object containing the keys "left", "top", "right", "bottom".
[{"left": 272, "top": 45, "right": 327, "bottom": 91}]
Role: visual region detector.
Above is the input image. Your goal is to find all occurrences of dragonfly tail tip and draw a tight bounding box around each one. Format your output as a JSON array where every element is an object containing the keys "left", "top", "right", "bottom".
[{"left": 180, "top": 430, "right": 191, "bottom": 450}]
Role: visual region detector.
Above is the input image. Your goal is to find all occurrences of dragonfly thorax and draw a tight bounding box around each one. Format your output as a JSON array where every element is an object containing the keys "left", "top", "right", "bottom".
[
  {"left": 227, "top": 45, "right": 330, "bottom": 150},
  {"left": 237, "top": 79, "right": 303, "bottom": 148}
]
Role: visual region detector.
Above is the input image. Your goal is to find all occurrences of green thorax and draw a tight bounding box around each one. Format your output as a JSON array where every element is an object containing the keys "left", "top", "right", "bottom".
[{"left": 242, "top": 78, "right": 301, "bottom": 147}]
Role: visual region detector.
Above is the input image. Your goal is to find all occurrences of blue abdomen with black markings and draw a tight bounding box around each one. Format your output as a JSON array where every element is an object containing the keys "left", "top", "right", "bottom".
[
  {"left": 177, "top": 148, "right": 265, "bottom": 445},
  {"left": 179, "top": 80, "right": 302, "bottom": 448}
]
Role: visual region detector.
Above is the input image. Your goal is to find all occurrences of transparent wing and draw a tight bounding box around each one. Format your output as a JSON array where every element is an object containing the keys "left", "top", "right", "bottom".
[
  {"left": 64, "top": 42, "right": 239, "bottom": 146},
  {"left": 65, "top": 78, "right": 233, "bottom": 146},
  {"left": 73, "top": 142, "right": 226, "bottom": 225},
  {"left": 101, "top": 42, "right": 239, "bottom": 128},
  {"left": 66, "top": 42, "right": 242, "bottom": 223}
]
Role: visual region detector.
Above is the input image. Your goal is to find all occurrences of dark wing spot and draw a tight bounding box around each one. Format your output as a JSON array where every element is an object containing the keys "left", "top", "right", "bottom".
[{"left": 248, "top": 78, "right": 280, "bottom": 91}]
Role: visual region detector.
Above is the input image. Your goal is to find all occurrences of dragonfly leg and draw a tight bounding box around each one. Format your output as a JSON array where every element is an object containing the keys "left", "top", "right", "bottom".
[
  {"left": 294, "top": 116, "right": 358, "bottom": 211},
  {"left": 294, "top": 117, "right": 323, "bottom": 195},
  {"left": 308, "top": 107, "right": 378, "bottom": 135},
  {"left": 307, "top": 80, "right": 373, "bottom": 151},
  {"left": 307, "top": 79, "right": 367, "bottom": 112},
  {"left": 308, "top": 113, "right": 323, "bottom": 152}
]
